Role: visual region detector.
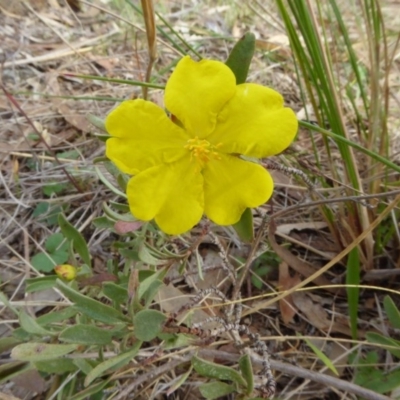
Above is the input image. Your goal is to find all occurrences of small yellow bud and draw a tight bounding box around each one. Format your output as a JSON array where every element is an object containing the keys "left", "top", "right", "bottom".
[{"left": 54, "top": 264, "right": 77, "bottom": 281}]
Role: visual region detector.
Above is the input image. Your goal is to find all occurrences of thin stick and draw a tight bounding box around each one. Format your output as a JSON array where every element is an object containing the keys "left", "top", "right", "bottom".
[{"left": 202, "top": 349, "right": 391, "bottom": 400}]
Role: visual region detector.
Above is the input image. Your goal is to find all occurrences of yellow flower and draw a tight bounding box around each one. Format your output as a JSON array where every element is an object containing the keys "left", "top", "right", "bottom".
[{"left": 105, "top": 56, "right": 298, "bottom": 235}]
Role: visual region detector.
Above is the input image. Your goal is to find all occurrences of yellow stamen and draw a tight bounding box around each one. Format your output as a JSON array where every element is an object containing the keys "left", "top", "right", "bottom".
[{"left": 185, "top": 137, "right": 222, "bottom": 167}]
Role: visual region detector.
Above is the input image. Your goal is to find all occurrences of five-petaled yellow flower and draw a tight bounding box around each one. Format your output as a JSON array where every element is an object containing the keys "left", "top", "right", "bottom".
[{"left": 105, "top": 56, "right": 298, "bottom": 235}]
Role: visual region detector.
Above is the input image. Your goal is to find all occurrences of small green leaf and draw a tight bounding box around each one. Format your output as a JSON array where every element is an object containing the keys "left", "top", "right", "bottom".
[
  {"left": 233, "top": 208, "right": 254, "bottom": 242},
  {"left": 84, "top": 342, "right": 141, "bottom": 386},
  {"left": 11, "top": 343, "right": 78, "bottom": 362},
  {"left": 19, "top": 311, "right": 55, "bottom": 336},
  {"left": 32, "top": 202, "right": 50, "bottom": 217},
  {"left": 56, "top": 279, "right": 128, "bottom": 324},
  {"left": 31, "top": 251, "right": 68, "bottom": 272},
  {"left": 26, "top": 276, "right": 58, "bottom": 292},
  {"left": 34, "top": 358, "right": 77, "bottom": 374},
  {"left": 143, "top": 280, "right": 163, "bottom": 306},
  {"left": 239, "top": 354, "right": 254, "bottom": 395},
  {"left": 36, "top": 306, "right": 78, "bottom": 325},
  {"left": 304, "top": 338, "right": 339, "bottom": 376},
  {"left": 199, "top": 381, "right": 236, "bottom": 399},
  {"left": 384, "top": 295, "right": 400, "bottom": 329},
  {"left": 102, "top": 282, "right": 128, "bottom": 304},
  {"left": 87, "top": 114, "right": 107, "bottom": 132},
  {"left": 45, "top": 232, "right": 68, "bottom": 253},
  {"left": 138, "top": 243, "right": 164, "bottom": 265},
  {"left": 133, "top": 310, "right": 167, "bottom": 341},
  {"left": 58, "top": 213, "right": 91, "bottom": 266},
  {"left": 354, "top": 351, "right": 400, "bottom": 394},
  {"left": 225, "top": 32, "right": 256, "bottom": 84},
  {"left": 43, "top": 182, "right": 68, "bottom": 197},
  {"left": 192, "top": 356, "right": 247, "bottom": 387},
  {"left": 366, "top": 332, "right": 400, "bottom": 358},
  {"left": 59, "top": 325, "right": 113, "bottom": 345},
  {"left": 0, "top": 337, "right": 21, "bottom": 353},
  {"left": 138, "top": 269, "right": 166, "bottom": 300},
  {"left": 92, "top": 216, "right": 115, "bottom": 229},
  {"left": 58, "top": 150, "right": 80, "bottom": 160},
  {"left": 70, "top": 379, "right": 110, "bottom": 400}
]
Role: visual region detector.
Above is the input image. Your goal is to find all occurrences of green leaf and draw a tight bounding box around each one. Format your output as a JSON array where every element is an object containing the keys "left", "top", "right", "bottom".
[
  {"left": 192, "top": 356, "right": 247, "bottom": 387},
  {"left": 384, "top": 295, "right": 400, "bottom": 329},
  {"left": 92, "top": 216, "right": 115, "bottom": 230},
  {"left": 304, "top": 338, "right": 339, "bottom": 376},
  {"left": 232, "top": 208, "right": 254, "bottom": 242},
  {"left": 34, "top": 358, "right": 77, "bottom": 374},
  {"left": 199, "top": 381, "right": 236, "bottom": 399},
  {"left": 225, "top": 32, "right": 256, "bottom": 84},
  {"left": 239, "top": 354, "right": 254, "bottom": 395},
  {"left": 45, "top": 232, "right": 68, "bottom": 253},
  {"left": 366, "top": 332, "right": 400, "bottom": 358},
  {"left": 138, "top": 243, "right": 164, "bottom": 265},
  {"left": 0, "top": 337, "right": 21, "bottom": 353},
  {"left": 354, "top": 351, "right": 400, "bottom": 394},
  {"left": 142, "top": 280, "right": 163, "bottom": 306},
  {"left": 11, "top": 343, "right": 78, "bottom": 362},
  {"left": 32, "top": 202, "right": 50, "bottom": 217},
  {"left": 86, "top": 114, "right": 107, "bottom": 132},
  {"left": 59, "top": 325, "right": 113, "bottom": 345},
  {"left": 36, "top": 306, "right": 78, "bottom": 325},
  {"left": 43, "top": 182, "right": 68, "bottom": 197},
  {"left": 70, "top": 379, "right": 110, "bottom": 400},
  {"left": 56, "top": 279, "right": 128, "bottom": 324},
  {"left": 133, "top": 310, "right": 167, "bottom": 341},
  {"left": 19, "top": 311, "right": 55, "bottom": 336},
  {"left": 58, "top": 213, "right": 91, "bottom": 266},
  {"left": 31, "top": 251, "right": 68, "bottom": 272},
  {"left": 138, "top": 269, "right": 166, "bottom": 300},
  {"left": 84, "top": 342, "right": 141, "bottom": 386},
  {"left": 102, "top": 282, "right": 128, "bottom": 304},
  {"left": 26, "top": 276, "right": 58, "bottom": 292},
  {"left": 58, "top": 150, "right": 80, "bottom": 160}
]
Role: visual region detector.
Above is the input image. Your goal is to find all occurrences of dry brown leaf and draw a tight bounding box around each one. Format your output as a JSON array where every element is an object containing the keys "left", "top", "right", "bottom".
[
  {"left": 157, "top": 284, "right": 214, "bottom": 326},
  {"left": 276, "top": 221, "right": 328, "bottom": 236},
  {"left": 278, "top": 262, "right": 300, "bottom": 324},
  {"left": 292, "top": 292, "right": 331, "bottom": 330},
  {"left": 268, "top": 220, "right": 339, "bottom": 294},
  {"left": 56, "top": 103, "right": 90, "bottom": 133},
  {"left": 292, "top": 292, "right": 354, "bottom": 336},
  {"left": 114, "top": 221, "right": 143, "bottom": 234}
]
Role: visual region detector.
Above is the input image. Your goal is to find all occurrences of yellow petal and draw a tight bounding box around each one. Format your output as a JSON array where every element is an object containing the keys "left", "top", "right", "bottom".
[
  {"left": 106, "top": 100, "right": 189, "bottom": 174},
  {"left": 165, "top": 56, "right": 236, "bottom": 138},
  {"left": 203, "top": 155, "right": 273, "bottom": 225},
  {"left": 210, "top": 83, "right": 298, "bottom": 157},
  {"left": 126, "top": 158, "right": 204, "bottom": 235}
]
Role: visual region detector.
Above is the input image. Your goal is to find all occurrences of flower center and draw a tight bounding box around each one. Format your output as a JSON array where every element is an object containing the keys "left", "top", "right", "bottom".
[{"left": 185, "top": 137, "right": 221, "bottom": 167}]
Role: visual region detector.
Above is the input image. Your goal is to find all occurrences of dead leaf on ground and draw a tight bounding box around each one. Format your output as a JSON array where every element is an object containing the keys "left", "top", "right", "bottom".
[
  {"left": 268, "top": 219, "right": 340, "bottom": 294},
  {"left": 157, "top": 283, "right": 213, "bottom": 326},
  {"left": 278, "top": 262, "right": 301, "bottom": 324},
  {"left": 292, "top": 292, "right": 354, "bottom": 336},
  {"left": 11, "top": 369, "right": 46, "bottom": 394},
  {"left": 292, "top": 292, "right": 331, "bottom": 330}
]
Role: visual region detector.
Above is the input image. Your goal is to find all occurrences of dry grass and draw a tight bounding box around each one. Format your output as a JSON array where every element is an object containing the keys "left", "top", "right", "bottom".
[{"left": 1, "top": 1, "right": 400, "bottom": 399}]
